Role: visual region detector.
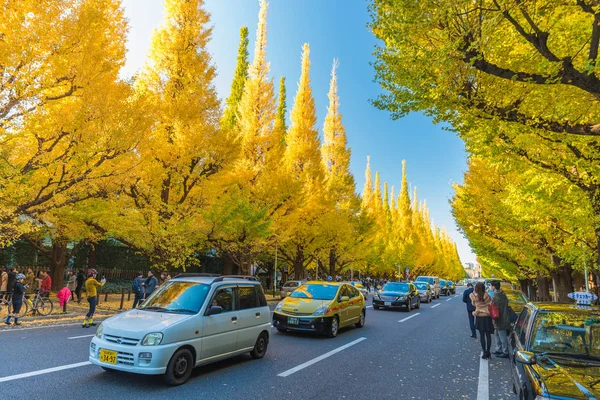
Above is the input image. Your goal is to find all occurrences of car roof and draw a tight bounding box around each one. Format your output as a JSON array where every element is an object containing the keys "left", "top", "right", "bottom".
[
  {"left": 171, "top": 275, "right": 259, "bottom": 286},
  {"left": 529, "top": 302, "right": 600, "bottom": 313},
  {"left": 304, "top": 281, "right": 343, "bottom": 286}
]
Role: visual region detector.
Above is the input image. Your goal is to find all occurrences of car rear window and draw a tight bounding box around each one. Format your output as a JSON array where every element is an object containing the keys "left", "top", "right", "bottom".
[
  {"left": 290, "top": 283, "right": 339, "bottom": 300},
  {"left": 382, "top": 283, "right": 409, "bottom": 292},
  {"left": 415, "top": 283, "right": 428, "bottom": 290},
  {"left": 416, "top": 277, "right": 434, "bottom": 284}
]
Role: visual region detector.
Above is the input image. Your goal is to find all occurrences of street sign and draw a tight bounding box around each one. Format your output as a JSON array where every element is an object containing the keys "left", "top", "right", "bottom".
[{"left": 568, "top": 292, "right": 598, "bottom": 305}]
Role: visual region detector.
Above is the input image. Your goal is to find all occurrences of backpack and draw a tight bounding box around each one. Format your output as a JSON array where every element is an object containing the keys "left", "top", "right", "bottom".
[{"left": 132, "top": 278, "right": 142, "bottom": 295}]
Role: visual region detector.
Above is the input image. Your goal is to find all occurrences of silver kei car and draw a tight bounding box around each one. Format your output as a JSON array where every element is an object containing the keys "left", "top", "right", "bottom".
[{"left": 414, "top": 281, "right": 433, "bottom": 303}]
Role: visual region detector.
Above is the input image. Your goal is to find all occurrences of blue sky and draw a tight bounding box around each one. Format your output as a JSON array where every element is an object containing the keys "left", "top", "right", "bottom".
[{"left": 120, "top": 0, "right": 475, "bottom": 264}]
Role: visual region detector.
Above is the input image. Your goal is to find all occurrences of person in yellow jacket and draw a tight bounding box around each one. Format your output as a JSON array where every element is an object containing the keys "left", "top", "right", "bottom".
[{"left": 83, "top": 269, "right": 106, "bottom": 328}]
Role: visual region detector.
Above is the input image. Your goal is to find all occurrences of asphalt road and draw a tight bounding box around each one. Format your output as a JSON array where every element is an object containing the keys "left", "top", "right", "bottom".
[{"left": 0, "top": 287, "right": 517, "bottom": 400}]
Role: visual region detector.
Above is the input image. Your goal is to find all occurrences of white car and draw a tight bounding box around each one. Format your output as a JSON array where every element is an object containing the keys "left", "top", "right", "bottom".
[{"left": 89, "top": 275, "right": 271, "bottom": 385}]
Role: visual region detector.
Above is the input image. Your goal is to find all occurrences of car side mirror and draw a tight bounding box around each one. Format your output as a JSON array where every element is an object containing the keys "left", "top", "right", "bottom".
[
  {"left": 515, "top": 351, "right": 536, "bottom": 365},
  {"left": 340, "top": 296, "right": 350, "bottom": 302},
  {"left": 207, "top": 305, "right": 222, "bottom": 316}
]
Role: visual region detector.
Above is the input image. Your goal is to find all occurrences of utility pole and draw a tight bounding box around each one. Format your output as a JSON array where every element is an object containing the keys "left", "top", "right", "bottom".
[{"left": 273, "top": 244, "right": 278, "bottom": 297}]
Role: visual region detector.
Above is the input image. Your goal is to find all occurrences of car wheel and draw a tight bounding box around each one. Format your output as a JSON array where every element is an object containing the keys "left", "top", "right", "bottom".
[
  {"left": 250, "top": 332, "right": 269, "bottom": 359},
  {"left": 406, "top": 301, "right": 411, "bottom": 312},
  {"left": 328, "top": 315, "right": 339, "bottom": 338},
  {"left": 164, "top": 348, "right": 194, "bottom": 386},
  {"left": 355, "top": 310, "right": 365, "bottom": 328},
  {"left": 416, "top": 298, "right": 421, "bottom": 309}
]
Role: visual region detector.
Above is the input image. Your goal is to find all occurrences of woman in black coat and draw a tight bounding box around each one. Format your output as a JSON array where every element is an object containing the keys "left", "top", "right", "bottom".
[{"left": 5, "top": 273, "right": 25, "bottom": 326}]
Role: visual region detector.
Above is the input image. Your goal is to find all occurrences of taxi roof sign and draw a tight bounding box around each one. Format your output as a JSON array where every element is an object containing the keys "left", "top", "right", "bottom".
[{"left": 568, "top": 292, "right": 598, "bottom": 305}]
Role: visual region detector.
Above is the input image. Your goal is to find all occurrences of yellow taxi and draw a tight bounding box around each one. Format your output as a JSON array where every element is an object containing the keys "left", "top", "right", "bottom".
[{"left": 272, "top": 281, "right": 366, "bottom": 338}]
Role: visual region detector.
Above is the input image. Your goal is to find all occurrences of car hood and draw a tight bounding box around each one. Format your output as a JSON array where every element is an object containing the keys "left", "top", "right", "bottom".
[
  {"left": 378, "top": 291, "right": 409, "bottom": 297},
  {"left": 535, "top": 357, "right": 600, "bottom": 398},
  {"left": 280, "top": 297, "right": 331, "bottom": 314},
  {"left": 102, "top": 309, "right": 192, "bottom": 339}
]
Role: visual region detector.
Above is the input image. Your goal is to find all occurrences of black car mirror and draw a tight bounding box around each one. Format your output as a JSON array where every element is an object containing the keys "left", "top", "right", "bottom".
[
  {"left": 207, "top": 305, "right": 223, "bottom": 316},
  {"left": 515, "top": 351, "right": 536, "bottom": 365}
]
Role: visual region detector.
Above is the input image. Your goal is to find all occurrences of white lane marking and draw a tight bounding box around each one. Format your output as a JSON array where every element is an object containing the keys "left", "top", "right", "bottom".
[
  {"left": 477, "top": 352, "right": 489, "bottom": 400},
  {"left": 277, "top": 337, "right": 366, "bottom": 377},
  {"left": 366, "top": 305, "right": 373, "bottom": 309},
  {"left": 431, "top": 303, "right": 441, "bottom": 308},
  {"left": 398, "top": 312, "right": 420, "bottom": 323},
  {"left": 0, "top": 361, "right": 92, "bottom": 383},
  {"left": 67, "top": 334, "right": 95, "bottom": 340},
  {"left": 446, "top": 298, "right": 452, "bottom": 302}
]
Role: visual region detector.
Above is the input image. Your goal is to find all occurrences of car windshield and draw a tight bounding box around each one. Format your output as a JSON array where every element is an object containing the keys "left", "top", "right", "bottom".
[
  {"left": 414, "top": 283, "right": 429, "bottom": 290},
  {"left": 505, "top": 291, "right": 528, "bottom": 304},
  {"left": 440, "top": 280, "right": 447, "bottom": 286},
  {"left": 531, "top": 311, "right": 600, "bottom": 358},
  {"left": 140, "top": 281, "right": 210, "bottom": 314},
  {"left": 382, "top": 283, "right": 409, "bottom": 292},
  {"left": 290, "top": 283, "right": 339, "bottom": 300},
  {"left": 417, "top": 277, "right": 433, "bottom": 284}
]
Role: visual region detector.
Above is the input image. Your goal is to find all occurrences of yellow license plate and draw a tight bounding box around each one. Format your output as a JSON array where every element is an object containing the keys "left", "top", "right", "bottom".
[{"left": 99, "top": 349, "right": 117, "bottom": 364}]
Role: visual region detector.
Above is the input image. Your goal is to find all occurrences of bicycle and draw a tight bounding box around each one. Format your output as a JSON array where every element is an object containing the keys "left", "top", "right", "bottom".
[{"left": 9, "top": 290, "right": 54, "bottom": 317}]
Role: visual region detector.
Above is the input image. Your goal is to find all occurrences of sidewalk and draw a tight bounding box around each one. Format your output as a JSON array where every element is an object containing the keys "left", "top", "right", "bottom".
[{"left": 0, "top": 291, "right": 281, "bottom": 330}]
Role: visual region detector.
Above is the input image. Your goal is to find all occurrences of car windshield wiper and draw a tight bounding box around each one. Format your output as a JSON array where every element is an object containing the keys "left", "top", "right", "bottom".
[
  {"left": 166, "top": 308, "right": 197, "bottom": 314},
  {"left": 141, "top": 306, "right": 168, "bottom": 312},
  {"left": 537, "top": 352, "right": 600, "bottom": 363}
]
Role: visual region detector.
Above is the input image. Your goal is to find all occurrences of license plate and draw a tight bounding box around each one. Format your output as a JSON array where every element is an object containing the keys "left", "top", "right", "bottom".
[
  {"left": 384, "top": 302, "right": 392, "bottom": 306},
  {"left": 99, "top": 349, "right": 117, "bottom": 364},
  {"left": 288, "top": 317, "right": 299, "bottom": 325}
]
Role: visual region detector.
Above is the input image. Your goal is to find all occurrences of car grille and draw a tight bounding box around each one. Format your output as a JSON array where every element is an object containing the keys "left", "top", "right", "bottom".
[
  {"left": 117, "top": 351, "right": 135, "bottom": 366},
  {"left": 104, "top": 334, "right": 140, "bottom": 346},
  {"left": 380, "top": 296, "right": 397, "bottom": 301},
  {"left": 282, "top": 311, "right": 314, "bottom": 316}
]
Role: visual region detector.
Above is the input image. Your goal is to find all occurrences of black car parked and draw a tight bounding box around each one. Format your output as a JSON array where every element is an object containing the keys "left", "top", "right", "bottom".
[
  {"left": 509, "top": 302, "right": 600, "bottom": 399},
  {"left": 439, "top": 279, "right": 450, "bottom": 296},
  {"left": 373, "top": 282, "right": 420, "bottom": 311}
]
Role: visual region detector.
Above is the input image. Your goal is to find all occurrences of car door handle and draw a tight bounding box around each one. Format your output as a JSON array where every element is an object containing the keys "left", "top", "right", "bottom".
[
  {"left": 231, "top": 316, "right": 237, "bottom": 323},
  {"left": 255, "top": 312, "right": 260, "bottom": 318}
]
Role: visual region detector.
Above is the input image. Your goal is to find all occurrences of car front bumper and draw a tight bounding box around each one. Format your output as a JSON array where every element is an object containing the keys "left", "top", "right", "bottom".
[
  {"left": 419, "top": 294, "right": 430, "bottom": 301},
  {"left": 89, "top": 336, "right": 182, "bottom": 375},
  {"left": 272, "top": 312, "right": 332, "bottom": 333},
  {"left": 372, "top": 299, "right": 409, "bottom": 308}
]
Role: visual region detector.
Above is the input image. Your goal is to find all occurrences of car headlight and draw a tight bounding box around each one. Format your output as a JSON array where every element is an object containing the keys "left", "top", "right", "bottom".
[
  {"left": 534, "top": 397, "right": 551, "bottom": 400},
  {"left": 95, "top": 323, "right": 103, "bottom": 339},
  {"left": 374, "top": 292, "right": 380, "bottom": 300},
  {"left": 141, "top": 332, "right": 163, "bottom": 346},
  {"left": 313, "top": 305, "right": 328, "bottom": 316},
  {"left": 275, "top": 301, "right": 284, "bottom": 312},
  {"left": 396, "top": 296, "right": 407, "bottom": 301}
]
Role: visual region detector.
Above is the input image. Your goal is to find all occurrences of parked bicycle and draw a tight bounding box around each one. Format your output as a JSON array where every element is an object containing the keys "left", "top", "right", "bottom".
[{"left": 2, "top": 290, "right": 53, "bottom": 318}]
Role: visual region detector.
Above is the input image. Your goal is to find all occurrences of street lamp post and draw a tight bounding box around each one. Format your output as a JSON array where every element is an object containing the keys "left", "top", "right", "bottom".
[{"left": 273, "top": 244, "right": 278, "bottom": 298}]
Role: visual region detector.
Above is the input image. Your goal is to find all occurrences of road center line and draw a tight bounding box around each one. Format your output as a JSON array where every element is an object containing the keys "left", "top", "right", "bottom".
[
  {"left": 431, "top": 303, "right": 441, "bottom": 308},
  {"left": 277, "top": 337, "right": 366, "bottom": 377},
  {"left": 477, "top": 352, "right": 489, "bottom": 400},
  {"left": 398, "top": 312, "right": 420, "bottom": 323},
  {"left": 0, "top": 361, "right": 92, "bottom": 383},
  {"left": 68, "top": 334, "right": 95, "bottom": 340},
  {"left": 446, "top": 298, "right": 452, "bottom": 302}
]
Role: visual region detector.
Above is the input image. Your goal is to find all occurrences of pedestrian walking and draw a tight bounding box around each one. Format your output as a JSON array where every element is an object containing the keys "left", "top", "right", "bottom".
[
  {"left": 67, "top": 271, "right": 77, "bottom": 301},
  {"left": 491, "top": 281, "right": 510, "bottom": 358},
  {"left": 6, "top": 267, "right": 16, "bottom": 299},
  {"left": 462, "top": 282, "right": 477, "bottom": 338},
  {"left": 143, "top": 270, "right": 158, "bottom": 299},
  {"left": 470, "top": 282, "right": 493, "bottom": 359},
  {"left": 5, "top": 273, "right": 26, "bottom": 326},
  {"left": 266, "top": 275, "right": 272, "bottom": 290},
  {"left": 82, "top": 269, "right": 105, "bottom": 328},
  {"left": 1, "top": 266, "right": 7, "bottom": 299},
  {"left": 131, "top": 272, "right": 145, "bottom": 309},
  {"left": 75, "top": 269, "right": 85, "bottom": 303},
  {"left": 24, "top": 268, "right": 35, "bottom": 292}
]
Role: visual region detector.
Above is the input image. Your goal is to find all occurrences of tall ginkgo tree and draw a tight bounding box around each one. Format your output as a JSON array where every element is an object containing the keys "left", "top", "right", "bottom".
[{"left": 99, "top": 0, "right": 224, "bottom": 268}]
